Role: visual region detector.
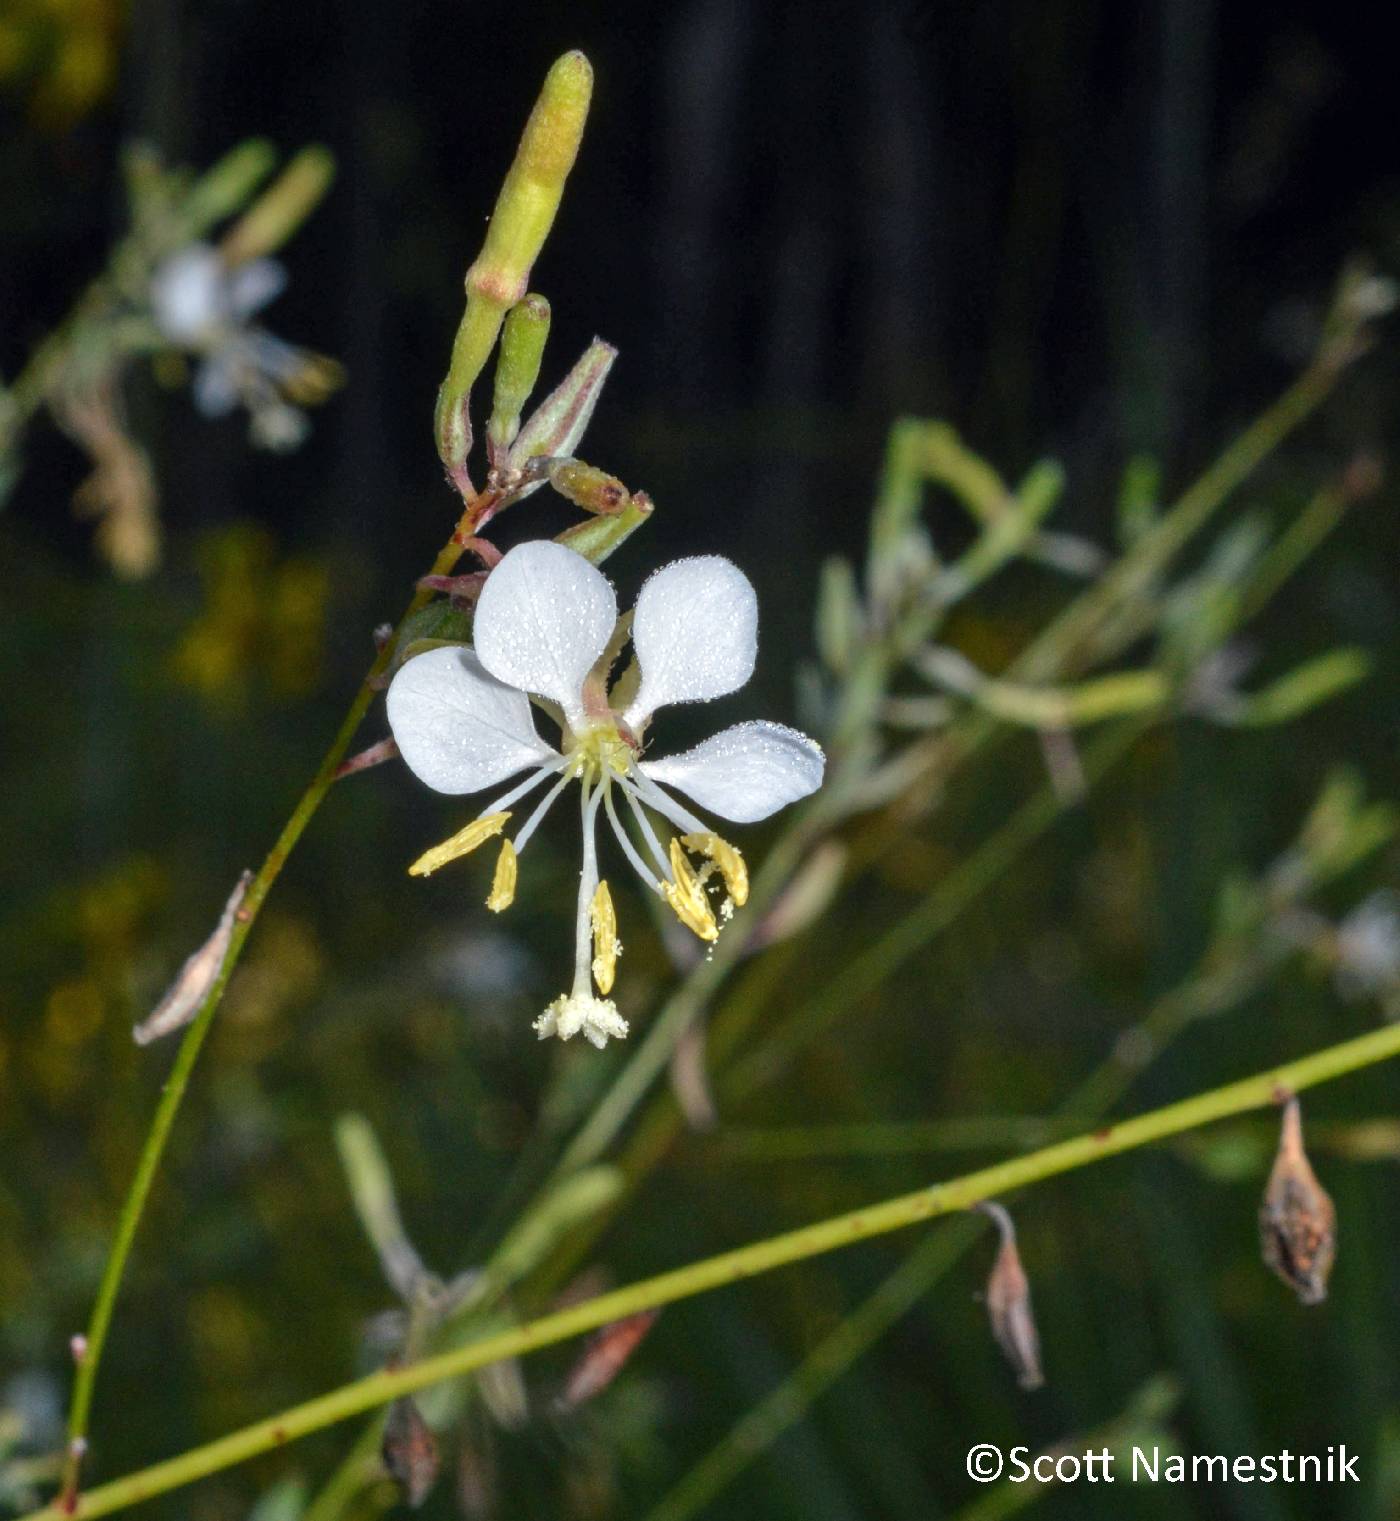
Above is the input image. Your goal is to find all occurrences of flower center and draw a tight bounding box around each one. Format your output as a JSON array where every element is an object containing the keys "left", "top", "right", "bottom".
[{"left": 567, "top": 721, "right": 635, "bottom": 783}]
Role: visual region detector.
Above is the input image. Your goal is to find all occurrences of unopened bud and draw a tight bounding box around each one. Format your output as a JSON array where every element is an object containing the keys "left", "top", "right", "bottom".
[
  {"left": 559, "top": 1310, "right": 660, "bottom": 1408},
  {"left": 548, "top": 459, "right": 629, "bottom": 515},
  {"left": 487, "top": 294, "right": 552, "bottom": 459},
  {"left": 70, "top": 1334, "right": 88, "bottom": 1364},
  {"left": 507, "top": 339, "right": 616, "bottom": 476},
  {"left": 178, "top": 139, "right": 277, "bottom": 240},
  {"left": 436, "top": 53, "right": 592, "bottom": 477},
  {"left": 381, "top": 1395, "right": 440, "bottom": 1508},
  {"left": 467, "top": 52, "right": 592, "bottom": 311},
  {"left": 555, "top": 490, "right": 654, "bottom": 567},
  {"left": 976, "top": 1202, "right": 1044, "bottom": 1390},
  {"left": 220, "top": 146, "right": 335, "bottom": 266},
  {"left": 1259, "top": 1095, "right": 1336, "bottom": 1305}
]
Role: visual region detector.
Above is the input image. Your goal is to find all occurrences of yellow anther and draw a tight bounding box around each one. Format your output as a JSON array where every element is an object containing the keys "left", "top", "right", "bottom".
[
  {"left": 486, "top": 838, "right": 518, "bottom": 911},
  {"left": 680, "top": 832, "right": 749, "bottom": 907},
  {"left": 662, "top": 839, "right": 718, "bottom": 942},
  {"left": 408, "top": 812, "right": 510, "bottom": 878},
  {"left": 590, "top": 878, "right": 620, "bottom": 994}
]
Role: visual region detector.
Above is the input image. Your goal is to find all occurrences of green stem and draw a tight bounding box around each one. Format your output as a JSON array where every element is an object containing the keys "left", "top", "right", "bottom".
[
  {"left": 645, "top": 930, "right": 1295, "bottom": 1519},
  {"left": 28, "top": 1015, "right": 1400, "bottom": 1521},
  {"left": 288, "top": 322, "right": 1365, "bottom": 1521},
  {"left": 58, "top": 502, "right": 491, "bottom": 1499},
  {"left": 645, "top": 1225, "right": 979, "bottom": 1521},
  {"left": 728, "top": 716, "right": 1153, "bottom": 1101},
  {"left": 1014, "top": 351, "right": 1343, "bottom": 682}
]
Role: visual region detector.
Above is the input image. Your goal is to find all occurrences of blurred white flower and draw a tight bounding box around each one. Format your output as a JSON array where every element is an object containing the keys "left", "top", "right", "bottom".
[
  {"left": 386, "top": 540, "right": 825, "bottom": 1047},
  {"left": 148, "top": 244, "right": 339, "bottom": 450},
  {"left": 1334, "top": 889, "right": 1400, "bottom": 1002}
]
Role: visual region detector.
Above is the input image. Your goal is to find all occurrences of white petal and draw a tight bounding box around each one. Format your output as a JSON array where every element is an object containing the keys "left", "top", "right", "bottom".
[
  {"left": 192, "top": 355, "right": 240, "bottom": 417},
  {"left": 227, "top": 257, "right": 287, "bottom": 318},
  {"left": 472, "top": 541, "right": 617, "bottom": 722},
  {"left": 386, "top": 645, "right": 557, "bottom": 795},
  {"left": 150, "top": 245, "right": 228, "bottom": 343},
  {"left": 624, "top": 557, "right": 757, "bottom": 725},
  {"left": 639, "top": 720, "right": 824, "bottom": 823}
]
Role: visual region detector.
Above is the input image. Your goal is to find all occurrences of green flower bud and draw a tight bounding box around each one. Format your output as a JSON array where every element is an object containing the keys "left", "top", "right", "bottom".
[
  {"left": 487, "top": 294, "right": 551, "bottom": 459},
  {"left": 436, "top": 53, "right": 592, "bottom": 479},
  {"left": 220, "top": 146, "right": 335, "bottom": 266}
]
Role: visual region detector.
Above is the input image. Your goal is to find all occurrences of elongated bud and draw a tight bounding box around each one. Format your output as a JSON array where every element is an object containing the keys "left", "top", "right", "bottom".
[
  {"left": 1259, "top": 1096, "right": 1336, "bottom": 1305},
  {"left": 334, "top": 1113, "right": 427, "bottom": 1302},
  {"left": 382, "top": 1395, "right": 439, "bottom": 1508},
  {"left": 487, "top": 295, "right": 552, "bottom": 460},
  {"left": 507, "top": 338, "right": 617, "bottom": 483},
  {"left": 556, "top": 490, "right": 653, "bottom": 567},
  {"left": 220, "top": 146, "right": 335, "bottom": 266},
  {"left": 470, "top": 52, "right": 591, "bottom": 308},
  {"left": 559, "top": 1310, "right": 660, "bottom": 1408},
  {"left": 548, "top": 459, "right": 629, "bottom": 514},
  {"left": 436, "top": 53, "right": 592, "bottom": 477},
  {"left": 816, "top": 556, "right": 862, "bottom": 676},
  {"left": 976, "top": 1202, "right": 1044, "bottom": 1390},
  {"left": 177, "top": 139, "right": 277, "bottom": 240}
]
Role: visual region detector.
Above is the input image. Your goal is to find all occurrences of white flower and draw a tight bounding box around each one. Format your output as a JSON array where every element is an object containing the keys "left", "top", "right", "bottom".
[
  {"left": 148, "top": 243, "right": 336, "bottom": 450},
  {"left": 150, "top": 244, "right": 286, "bottom": 344},
  {"left": 386, "top": 540, "right": 825, "bottom": 1048},
  {"left": 1334, "top": 890, "right": 1400, "bottom": 1001}
]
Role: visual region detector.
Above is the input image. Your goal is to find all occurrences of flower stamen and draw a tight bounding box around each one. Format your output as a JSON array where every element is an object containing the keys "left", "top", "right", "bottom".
[
  {"left": 486, "top": 839, "right": 517, "bottom": 911},
  {"left": 590, "top": 879, "right": 620, "bottom": 993},
  {"left": 408, "top": 812, "right": 511, "bottom": 878},
  {"left": 662, "top": 838, "right": 719, "bottom": 942},
  {"left": 680, "top": 831, "right": 749, "bottom": 907}
]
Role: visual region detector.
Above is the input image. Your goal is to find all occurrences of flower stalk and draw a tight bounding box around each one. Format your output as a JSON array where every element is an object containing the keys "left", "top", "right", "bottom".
[{"left": 26, "top": 1016, "right": 1400, "bottom": 1521}]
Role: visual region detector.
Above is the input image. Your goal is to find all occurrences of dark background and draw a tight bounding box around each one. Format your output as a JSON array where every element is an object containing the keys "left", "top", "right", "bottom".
[{"left": 4, "top": 4, "right": 1400, "bottom": 1519}]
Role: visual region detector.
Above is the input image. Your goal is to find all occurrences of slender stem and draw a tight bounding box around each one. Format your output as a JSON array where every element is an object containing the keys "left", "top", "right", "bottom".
[
  {"left": 58, "top": 494, "right": 496, "bottom": 1500},
  {"left": 646, "top": 1225, "right": 980, "bottom": 1521},
  {"left": 26, "top": 1014, "right": 1400, "bottom": 1521},
  {"left": 645, "top": 930, "right": 1299, "bottom": 1519},
  {"left": 731, "top": 716, "right": 1152, "bottom": 1103},
  {"left": 1013, "top": 351, "right": 1345, "bottom": 683}
]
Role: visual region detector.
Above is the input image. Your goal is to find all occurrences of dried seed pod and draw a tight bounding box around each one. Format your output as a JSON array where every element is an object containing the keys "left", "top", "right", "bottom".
[
  {"left": 976, "top": 1202, "right": 1045, "bottom": 1391},
  {"left": 1259, "top": 1095, "right": 1336, "bottom": 1305},
  {"left": 133, "top": 870, "right": 252, "bottom": 1044},
  {"left": 382, "top": 1395, "right": 440, "bottom": 1509},
  {"left": 559, "top": 1310, "right": 660, "bottom": 1408}
]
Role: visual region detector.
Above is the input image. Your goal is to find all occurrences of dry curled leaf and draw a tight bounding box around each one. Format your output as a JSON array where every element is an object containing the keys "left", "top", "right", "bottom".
[{"left": 1260, "top": 1095, "right": 1337, "bottom": 1305}]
